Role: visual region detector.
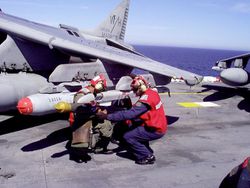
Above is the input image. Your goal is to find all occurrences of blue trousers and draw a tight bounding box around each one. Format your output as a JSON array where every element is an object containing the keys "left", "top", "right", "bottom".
[
  {"left": 123, "top": 126, "right": 165, "bottom": 160},
  {"left": 237, "top": 168, "right": 250, "bottom": 188}
]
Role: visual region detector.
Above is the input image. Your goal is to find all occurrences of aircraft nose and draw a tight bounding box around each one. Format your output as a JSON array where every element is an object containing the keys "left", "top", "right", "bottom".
[{"left": 17, "top": 97, "right": 33, "bottom": 115}]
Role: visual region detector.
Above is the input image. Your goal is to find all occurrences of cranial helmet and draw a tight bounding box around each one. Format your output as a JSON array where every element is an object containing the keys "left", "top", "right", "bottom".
[
  {"left": 90, "top": 74, "right": 107, "bottom": 92},
  {"left": 130, "top": 75, "right": 148, "bottom": 95}
]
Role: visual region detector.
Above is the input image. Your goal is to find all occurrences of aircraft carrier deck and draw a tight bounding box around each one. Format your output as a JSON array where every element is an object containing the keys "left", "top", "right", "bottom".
[{"left": 0, "top": 82, "right": 249, "bottom": 188}]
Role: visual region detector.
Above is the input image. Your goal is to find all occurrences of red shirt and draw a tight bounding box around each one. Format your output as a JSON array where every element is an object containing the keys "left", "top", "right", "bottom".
[{"left": 139, "top": 89, "right": 167, "bottom": 133}]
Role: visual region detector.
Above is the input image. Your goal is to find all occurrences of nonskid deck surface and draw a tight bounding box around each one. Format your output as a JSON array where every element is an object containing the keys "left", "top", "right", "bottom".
[{"left": 0, "top": 82, "right": 249, "bottom": 188}]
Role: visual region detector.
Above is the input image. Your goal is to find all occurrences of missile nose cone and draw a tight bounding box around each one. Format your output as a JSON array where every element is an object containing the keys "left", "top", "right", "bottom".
[
  {"left": 17, "top": 98, "right": 33, "bottom": 115},
  {"left": 54, "top": 102, "right": 72, "bottom": 113}
]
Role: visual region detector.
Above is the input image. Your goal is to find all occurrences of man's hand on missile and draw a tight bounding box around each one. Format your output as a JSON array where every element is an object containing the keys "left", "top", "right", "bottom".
[{"left": 96, "top": 109, "right": 108, "bottom": 120}]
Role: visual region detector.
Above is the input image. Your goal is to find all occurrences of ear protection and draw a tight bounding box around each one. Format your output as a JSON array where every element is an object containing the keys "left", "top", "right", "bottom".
[
  {"left": 131, "top": 76, "right": 148, "bottom": 94},
  {"left": 138, "top": 79, "right": 147, "bottom": 92},
  {"left": 95, "top": 82, "right": 104, "bottom": 92},
  {"left": 90, "top": 74, "right": 107, "bottom": 92}
]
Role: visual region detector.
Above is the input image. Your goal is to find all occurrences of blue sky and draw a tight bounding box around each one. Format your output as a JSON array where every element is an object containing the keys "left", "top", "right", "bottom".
[{"left": 1, "top": 0, "right": 250, "bottom": 51}]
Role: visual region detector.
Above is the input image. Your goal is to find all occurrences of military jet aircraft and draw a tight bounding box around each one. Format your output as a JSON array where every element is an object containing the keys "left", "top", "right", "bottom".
[
  {"left": 0, "top": 0, "right": 202, "bottom": 113},
  {"left": 212, "top": 53, "right": 250, "bottom": 88}
]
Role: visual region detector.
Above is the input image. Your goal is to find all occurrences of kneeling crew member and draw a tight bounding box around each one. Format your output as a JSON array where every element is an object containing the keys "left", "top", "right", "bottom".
[
  {"left": 97, "top": 75, "right": 167, "bottom": 165},
  {"left": 220, "top": 157, "right": 250, "bottom": 188}
]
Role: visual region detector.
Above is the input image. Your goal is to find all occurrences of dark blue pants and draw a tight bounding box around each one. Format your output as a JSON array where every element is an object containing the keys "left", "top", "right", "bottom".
[
  {"left": 237, "top": 168, "right": 250, "bottom": 188},
  {"left": 123, "top": 126, "right": 165, "bottom": 160}
]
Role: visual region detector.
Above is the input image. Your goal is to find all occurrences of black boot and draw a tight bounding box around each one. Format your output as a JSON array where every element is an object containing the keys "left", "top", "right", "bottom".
[
  {"left": 69, "top": 147, "right": 91, "bottom": 163},
  {"left": 135, "top": 155, "right": 156, "bottom": 165},
  {"left": 94, "top": 137, "right": 114, "bottom": 154}
]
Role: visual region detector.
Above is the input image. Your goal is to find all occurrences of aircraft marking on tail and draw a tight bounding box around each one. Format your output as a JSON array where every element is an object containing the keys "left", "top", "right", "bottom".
[
  {"left": 95, "top": 0, "right": 130, "bottom": 41},
  {"left": 110, "top": 15, "right": 122, "bottom": 33}
]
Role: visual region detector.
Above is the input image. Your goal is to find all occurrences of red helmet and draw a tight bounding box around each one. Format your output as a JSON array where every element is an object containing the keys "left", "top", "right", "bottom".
[
  {"left": 130, "top": 75, "right": 148, "bottom": 95},
  {"left": 90, "top": 74, "right": 107, "bottom": 92}
]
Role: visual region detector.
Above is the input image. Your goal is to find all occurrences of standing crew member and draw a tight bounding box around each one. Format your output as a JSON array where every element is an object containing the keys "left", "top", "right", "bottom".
[{"left": 97, "top": 75, "right": 167, "bottom": 165}]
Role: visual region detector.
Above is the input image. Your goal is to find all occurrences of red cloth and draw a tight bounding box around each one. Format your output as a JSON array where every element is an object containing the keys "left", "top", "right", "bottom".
[{"left": 138, "top": 88, "right": 167, "bottom": 133}]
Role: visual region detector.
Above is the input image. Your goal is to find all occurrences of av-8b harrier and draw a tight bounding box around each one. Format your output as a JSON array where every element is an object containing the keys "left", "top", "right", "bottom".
[
  {"left": 0, "top": 0, "right": 202, "bottom": 113},
  {"left": 212, "top": 53, "right": 250, "bottom": 88}
]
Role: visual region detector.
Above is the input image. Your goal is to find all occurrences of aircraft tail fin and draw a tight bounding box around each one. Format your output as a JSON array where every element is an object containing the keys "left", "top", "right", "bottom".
[{"left": 92, "top": 0, "right": 130, "bottom": 41}]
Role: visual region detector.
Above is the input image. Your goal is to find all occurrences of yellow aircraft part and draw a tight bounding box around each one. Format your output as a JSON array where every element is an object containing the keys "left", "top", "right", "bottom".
[{"left": 54, "top": 102, "right": 72, "bottom": 113}]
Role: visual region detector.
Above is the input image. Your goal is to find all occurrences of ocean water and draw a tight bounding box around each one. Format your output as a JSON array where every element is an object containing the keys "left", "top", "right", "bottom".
[{"left": 133, "top": 45, "right": 249, "bottom": 77}]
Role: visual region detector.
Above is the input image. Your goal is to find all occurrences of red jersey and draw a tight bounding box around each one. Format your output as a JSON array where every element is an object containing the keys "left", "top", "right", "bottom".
[
  {"left": 138, "top": 88, "right": 167, "bottom": 133},
  {"left": 242, "top": 157, "right": 250, "bottom": 172}
]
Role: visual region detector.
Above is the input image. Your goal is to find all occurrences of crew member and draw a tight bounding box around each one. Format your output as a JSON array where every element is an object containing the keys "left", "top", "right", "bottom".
[
  {"left": 97, "top": 75, "right": 167, "bottom": 165},
  {"left": 56, "top": 74, "right": 112, "bottom": 163},
  {"left": 220, "top": 157, "right": 250, "bottom": 188}
]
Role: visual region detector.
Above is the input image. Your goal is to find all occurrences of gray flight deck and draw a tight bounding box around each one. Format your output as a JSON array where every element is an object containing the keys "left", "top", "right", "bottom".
[{"left": 0, "top": 82, "right": 249, "bottom": 188}]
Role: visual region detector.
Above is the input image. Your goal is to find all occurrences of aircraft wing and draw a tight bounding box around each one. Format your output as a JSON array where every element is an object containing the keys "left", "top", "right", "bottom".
[
  {"left": 0, "top": 11, "right": 202, "bottom": 85},
  {"left": 219, "top": 52, "right": 250, "bottom": 63}
]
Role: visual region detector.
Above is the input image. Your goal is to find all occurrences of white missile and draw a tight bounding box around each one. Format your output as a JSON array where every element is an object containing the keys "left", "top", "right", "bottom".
[
  {"left": 54, "top": 90, "right": 138, "bottom": 114},
  {"left": 17, "top": 75, "right": 154, "bottom": 116},
  {"left": 18, "top": 89, "right": 138, "bottom": 116},
  {"left": 78, "top": 90, "right": 137, "bottom": 104},
  {"left": 17, "top": 91, "right": 76, "bottom": 116},
  {"left": 17, "top": 81, "right": 88, "bottom": 116}
]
